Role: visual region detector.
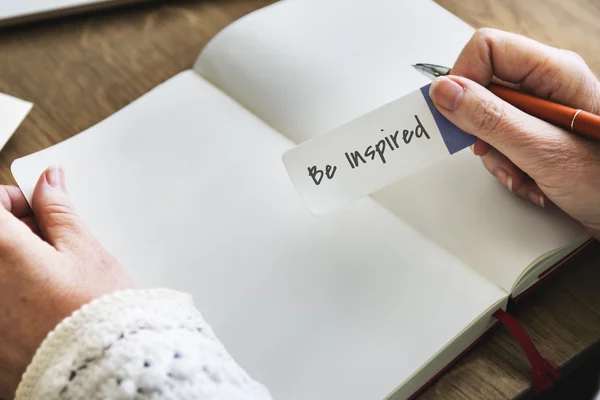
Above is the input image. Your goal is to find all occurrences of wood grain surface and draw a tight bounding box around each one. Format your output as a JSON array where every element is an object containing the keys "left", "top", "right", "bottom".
[{"left": 1, "top": 1, "right": 599, "bottom": 399}]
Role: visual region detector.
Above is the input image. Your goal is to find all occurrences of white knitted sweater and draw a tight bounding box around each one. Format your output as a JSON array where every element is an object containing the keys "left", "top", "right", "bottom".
[{"left": 15, "top": 289, "right": 272, "bottom": 400}]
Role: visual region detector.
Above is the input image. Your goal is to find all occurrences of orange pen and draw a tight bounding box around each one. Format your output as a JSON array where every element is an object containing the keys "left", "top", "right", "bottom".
[{"left": 414, "top": 63, "right": 600, "bottom": 141}]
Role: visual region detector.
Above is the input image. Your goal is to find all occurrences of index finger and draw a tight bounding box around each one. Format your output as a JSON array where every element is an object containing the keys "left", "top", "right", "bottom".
[{"left": 451, "top": 28, "right": 600, "bottom": 114}]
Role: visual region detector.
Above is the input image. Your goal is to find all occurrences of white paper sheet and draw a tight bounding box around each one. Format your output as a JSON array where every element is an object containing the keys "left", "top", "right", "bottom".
[
  {"left": 283, "top": 86, "right": 475, "bottom": 214},
  {"left": 0, "top": 92, "right": 32, "bottom": 151},
  {"left": 0, "top": 0, "right": 109, "bottom": 21}
]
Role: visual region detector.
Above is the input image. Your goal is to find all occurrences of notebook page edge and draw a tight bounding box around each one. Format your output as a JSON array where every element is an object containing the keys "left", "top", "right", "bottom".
[{"left": 386, "top": 296, "right": 509, "bottom": 399}]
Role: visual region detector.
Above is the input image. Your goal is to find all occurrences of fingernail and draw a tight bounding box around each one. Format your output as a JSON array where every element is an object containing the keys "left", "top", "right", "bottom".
[
  {"left": 45, "top": 164, "right": 65, "bottom": 189},
  {"left": 469, "top": 144, "right": 475, "bottom": 153},
  {"left": 493, "top": 168, "right": 513, "bottom": 193},
  {"left": 528, "top": 191, "right": 546, "bottom": 208},
  {"left": 429, "top": 76, "right": 464, "bottom": 111}
]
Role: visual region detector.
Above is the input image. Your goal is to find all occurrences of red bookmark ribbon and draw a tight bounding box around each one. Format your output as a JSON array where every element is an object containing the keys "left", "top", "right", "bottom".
[{"left": 493, "top": 309, "right": 560, "bottom": 392}]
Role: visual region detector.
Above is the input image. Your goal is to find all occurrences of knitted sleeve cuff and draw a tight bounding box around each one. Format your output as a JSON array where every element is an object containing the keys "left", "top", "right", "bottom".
[{"left": 15, "top": 288, "right": 272, "bottom": 400}]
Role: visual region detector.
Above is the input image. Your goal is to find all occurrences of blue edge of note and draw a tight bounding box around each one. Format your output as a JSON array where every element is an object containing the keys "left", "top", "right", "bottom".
[{"left": 420, "top": 84, "right": 476, "bottom": 154}]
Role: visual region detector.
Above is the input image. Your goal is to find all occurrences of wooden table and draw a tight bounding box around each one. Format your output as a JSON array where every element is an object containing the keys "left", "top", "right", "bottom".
[{"left": 1, "top": 1, "right": 599, "bottom": 399}]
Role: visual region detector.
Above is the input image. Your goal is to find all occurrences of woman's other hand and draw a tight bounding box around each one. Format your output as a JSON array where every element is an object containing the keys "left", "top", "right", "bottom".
[
  {"left": 0, "top": 167, "right": 132, "bottom": 398},
  {"left": 429, "top": 28, "right": 600, "bottom": 238}
]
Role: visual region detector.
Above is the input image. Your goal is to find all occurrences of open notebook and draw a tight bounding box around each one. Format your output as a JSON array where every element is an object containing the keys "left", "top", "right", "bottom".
[{"left": 11, "top": 0, "right": 590, "bottom": 399}]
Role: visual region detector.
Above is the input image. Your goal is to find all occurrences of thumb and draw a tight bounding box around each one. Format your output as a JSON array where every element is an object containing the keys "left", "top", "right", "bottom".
[
  {"left": 428, "top": 75, "right": 581, "bottom": 175},
  {"left": 32, "top": 166, "right": 89, "bottom": 251}
]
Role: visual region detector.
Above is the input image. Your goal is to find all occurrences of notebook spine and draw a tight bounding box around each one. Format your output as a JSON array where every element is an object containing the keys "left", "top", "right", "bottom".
[
  {"left": 513, "top": 239, "right": 593, "bottom": 303},
  {"left": 493, "top": 309, "right": 560, "bottom": 392}
]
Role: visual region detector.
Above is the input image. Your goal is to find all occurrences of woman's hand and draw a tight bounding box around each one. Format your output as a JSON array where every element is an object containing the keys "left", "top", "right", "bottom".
[
  {"left": 0, "top": 167, "right": 132, "bottom": 399},
  {"left": 429, "top": 28, "right": 600, "bottom": 238}
]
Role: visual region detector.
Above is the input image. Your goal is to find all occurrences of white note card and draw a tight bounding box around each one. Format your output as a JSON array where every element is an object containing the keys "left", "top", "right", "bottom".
[
  {"left": 0, "top": 92, "right": 32, "bottom": 150},
  {"left": 283, "top": 84, "right": 475, "bottom": 215}
]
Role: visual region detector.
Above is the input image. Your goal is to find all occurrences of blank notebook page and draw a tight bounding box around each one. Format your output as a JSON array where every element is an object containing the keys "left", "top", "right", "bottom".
[
  {"left": 195, "top": 0, "right": 588, "bottom": 292},
  {"left": 12, "top": 71, "right": 506, "bottom": 400}
]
